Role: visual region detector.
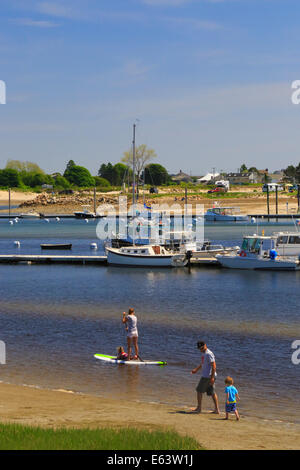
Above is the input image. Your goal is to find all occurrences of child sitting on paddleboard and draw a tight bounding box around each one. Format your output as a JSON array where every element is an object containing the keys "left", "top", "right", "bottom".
[
  {"left": 224, "top": 376, "right": 240, "bottom": 420},
  {"left": 117, "top": 346, "right": 128, "bottom": 360}
]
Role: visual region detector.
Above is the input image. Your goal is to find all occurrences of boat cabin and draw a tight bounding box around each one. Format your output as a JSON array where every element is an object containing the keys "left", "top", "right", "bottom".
[
  {"left": 240, "top": 235, "right": 274, "bottom": 256},
  {"left": 118, "top": 245, "right": 169, "bottom": 256}
]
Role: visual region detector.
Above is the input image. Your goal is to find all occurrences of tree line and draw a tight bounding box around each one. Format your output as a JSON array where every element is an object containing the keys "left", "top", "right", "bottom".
[{"left": 0, "top": 144, "right": 170, "bottom": 190}]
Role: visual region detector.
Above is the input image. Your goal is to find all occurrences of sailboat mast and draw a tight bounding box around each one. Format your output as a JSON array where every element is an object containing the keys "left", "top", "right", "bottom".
[{"left": 132, "top": 123, "right": 136, "bottom": 206}]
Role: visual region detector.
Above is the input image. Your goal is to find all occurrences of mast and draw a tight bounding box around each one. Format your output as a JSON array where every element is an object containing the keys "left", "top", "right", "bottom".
[{"left": 132, "top": 123, "right": 136, "bottom": 207}]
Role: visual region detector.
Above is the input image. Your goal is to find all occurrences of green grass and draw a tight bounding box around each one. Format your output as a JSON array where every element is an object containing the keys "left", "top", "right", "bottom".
[{"left": 0, "top": 424, "right": 203, "bottom": 450}]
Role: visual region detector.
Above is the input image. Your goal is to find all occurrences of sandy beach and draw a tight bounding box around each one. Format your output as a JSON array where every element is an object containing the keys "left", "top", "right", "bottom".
[
  {"left": 1, "top": 188, "right": 299, "bottom": 216},
  {"left": 0, "top": 190, "right": 36, "bottom": 205},
  {"left": 0, "top": 382, "right": 299, "bottom": 450}
]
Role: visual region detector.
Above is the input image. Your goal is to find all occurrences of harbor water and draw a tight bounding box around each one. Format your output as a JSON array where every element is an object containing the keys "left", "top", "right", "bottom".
[{"left": 0, "top": 217, "right": 299, "bottom": 425}]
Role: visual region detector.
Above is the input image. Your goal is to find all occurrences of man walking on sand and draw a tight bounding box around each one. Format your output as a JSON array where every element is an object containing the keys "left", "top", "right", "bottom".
[{"left": 191, "top": 341, "right": 220, "bottom": 414}]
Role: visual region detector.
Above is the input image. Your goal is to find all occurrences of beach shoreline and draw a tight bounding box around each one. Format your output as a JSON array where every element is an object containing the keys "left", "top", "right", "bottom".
[{"left": 0, "top": 381, "right": 299, "bottom": 450}]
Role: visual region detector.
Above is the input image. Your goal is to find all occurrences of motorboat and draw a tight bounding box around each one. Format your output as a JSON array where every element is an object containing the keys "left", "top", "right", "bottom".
[
  {"left": 273, "top": 232, "right": 300, "bottom": 256},
  {"left": 184, "top": 240, "right": 240, "bottom": 260},
  {"left": 205, "top": 204, "right": 248, "bottom": 222},
  {"left": 216, "top": 234, "right": 300, "bottom": 270},
  {"left": 19, "top": 211, "right": 41, "bottom": 219},
  {"left": 106, "top": 244, "right": 188, "bottom": 267},
  {"left": 74, "top": 206, "right": 96, "bottom": 219}
]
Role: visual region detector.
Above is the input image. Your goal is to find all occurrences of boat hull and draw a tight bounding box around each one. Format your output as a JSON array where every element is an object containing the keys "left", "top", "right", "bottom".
[
  {"left": 217, "top": 255, "right": 300, "bottom": 270},
  {"left": 106, "top": 248, "right": 174, "bottom": 267},
  {"left": 205, "top": 213, "right": 248, "bottom": 222}
]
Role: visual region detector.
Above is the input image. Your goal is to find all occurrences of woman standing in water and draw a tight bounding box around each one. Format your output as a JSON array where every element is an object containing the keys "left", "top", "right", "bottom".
[{"left": 122, "top": 308, "right": 139, "bottom": 360}]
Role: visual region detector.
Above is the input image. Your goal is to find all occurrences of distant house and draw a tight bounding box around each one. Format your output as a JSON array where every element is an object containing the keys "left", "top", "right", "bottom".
[
  {"left": 171, "top": 170, "right": 193, "bottom": 184},
  {"left": 226, "top": 172, "right": 259, "bottom": 184},
  {"left": 197, "top": 172, "right": 220, "bottom": 184}
]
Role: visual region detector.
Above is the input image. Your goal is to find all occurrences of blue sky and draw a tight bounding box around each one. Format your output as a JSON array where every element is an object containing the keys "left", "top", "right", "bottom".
[{"left": 0, "top": 0, "right": 300, "bottom": 176}]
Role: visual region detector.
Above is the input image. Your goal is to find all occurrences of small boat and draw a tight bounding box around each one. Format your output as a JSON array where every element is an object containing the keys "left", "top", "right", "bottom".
[
  {"left": 205, "top": 204, "right": 248, "bottom": 222},
  {"left": 19, "top": 211, "right": 41, "bottom": 219},
  {"left": 40, "top": 243, "right": 72, "bottom": 250},
  {"left": 74, "top": 206, "right": 96, "bottom": 219},
  {"left": 186, "top": 240, "right": 240, "bottom": 260},
  {"left": 106, "top": 244, "right": 187, "bottom": 267},
  {"left": 216, "top": 234, "right": 300, "bottom": 270}
]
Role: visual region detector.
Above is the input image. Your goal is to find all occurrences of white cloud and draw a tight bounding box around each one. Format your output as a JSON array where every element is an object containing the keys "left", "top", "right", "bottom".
[
  {"left": 11, "top": 17, "right": 60, "bottom": 27},
  {"left": 163, "top": 16, "right": 222, "bottom": 30}
]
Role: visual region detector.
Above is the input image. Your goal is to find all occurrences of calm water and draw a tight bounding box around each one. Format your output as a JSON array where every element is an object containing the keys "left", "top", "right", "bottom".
[{"left": 0, "top": 218, "right": 299, "bottom": 424}]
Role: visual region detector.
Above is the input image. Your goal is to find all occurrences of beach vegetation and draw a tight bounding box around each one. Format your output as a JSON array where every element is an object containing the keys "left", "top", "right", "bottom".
[{"left": 0, "top": 424, "right": 202, "bottom": 451}]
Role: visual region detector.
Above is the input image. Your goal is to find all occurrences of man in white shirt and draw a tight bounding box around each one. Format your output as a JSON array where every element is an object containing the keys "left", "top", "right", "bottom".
[{"left": 191, "top": 341, "right": 220, "bottom": 414}]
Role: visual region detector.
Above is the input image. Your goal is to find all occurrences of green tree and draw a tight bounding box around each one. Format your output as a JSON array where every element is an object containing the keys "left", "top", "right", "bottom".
[
  {"left": 64, "top": 164, "right": 95, "bottom": 187},
  {"left": 53, "top": 175, "right": 71, "bottom": 189},
  {"left": 144, "top": 163, "right": 170, "bottom": 186},
  {"left": 94, "top": 176, "right": 111, "bottom": 188},
  {"left": 6, "top": 160, "right": 44, "bottom": 174},
  {"left": 240, "top": 164, "right": 247, "bottom": 173},
  {"left": 0, "top": 169, "right": 22, "bottom": 187}
]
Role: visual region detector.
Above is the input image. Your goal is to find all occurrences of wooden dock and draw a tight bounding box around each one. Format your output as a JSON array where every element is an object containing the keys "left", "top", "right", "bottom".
[
  {"left": 0, "top": 254, "right": 219, "bottom": 267},
  {"left": 0, "top": 255, "right": 107, "bottom": 265}
]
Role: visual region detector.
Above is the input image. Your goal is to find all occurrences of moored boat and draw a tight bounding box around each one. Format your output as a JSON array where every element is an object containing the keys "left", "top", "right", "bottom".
[
  {"left": 216, "top": 234, "right": 300, "bottom": 270},
  {"left": 205, "top": 204, "right": 248, "bottom": 222},
  {"left": 106, "top": 244, "right": 187, "bottom": 267}
]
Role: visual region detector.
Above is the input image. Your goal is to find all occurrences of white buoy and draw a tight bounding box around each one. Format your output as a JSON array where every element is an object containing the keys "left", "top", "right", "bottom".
[
  {"left": 56, "top": 217, "right": 60, "bottom": 222},
  {"left": 9, "top": 220, "right": 14, "bottom": 225},
  {"left": 45, "top": 219, "right": 50, "bottom": 223},
  {"left": 14, "top": 217, "right": 19, "bottom": 223},
  {"left": 251, "top": 217, "right": 256, "bottom": 224},
  {"left": 85, "top": 219, "right": 89, "bottom": 223},
  {"left": 90, "top": 243, "right": 97, "bottom": 249},
  {"left": 14, "top": 241, "right": 20, "bottom": 247}
]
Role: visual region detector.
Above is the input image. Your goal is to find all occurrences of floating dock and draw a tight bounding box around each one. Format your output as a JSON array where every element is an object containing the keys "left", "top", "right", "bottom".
[
  {"left": 0, "top": 254, "right": 219, "bottom": 266},
  {"left": 0, "top": 255, "right": 107, "bottom": 265}
]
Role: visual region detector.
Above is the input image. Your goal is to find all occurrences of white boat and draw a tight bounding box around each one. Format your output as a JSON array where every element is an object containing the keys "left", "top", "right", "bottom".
[
  {"left": 273, "top": 232, "right": 300, "bottom": 256},
  {"left": 205, "top": 204, "right": 248, "bottom": 222},
  {"left": 19, "top": 211, "right": 41, "bottom": 219},
  {"left": 106, "top": 245, "right": 187, "bottom": 267},
  {"left": 185, "top": 240, "right": 240, "bottom": 260},
  {"left": 216, "top": 234, "right": 300, "bottom": 270}
]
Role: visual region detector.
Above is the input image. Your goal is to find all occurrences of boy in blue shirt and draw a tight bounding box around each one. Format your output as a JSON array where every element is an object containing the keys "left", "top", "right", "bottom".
[{"left": 224, "top": 376, "right": 240, "bottom": 421}]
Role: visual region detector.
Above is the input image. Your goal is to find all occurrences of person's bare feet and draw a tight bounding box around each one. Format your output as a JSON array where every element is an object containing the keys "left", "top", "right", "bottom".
[
  {"left": 190, "top": 408, "right": 201, "bottom": 413},
  {"left": 210, "top": 409, "right": 220, "bottom": 414}
]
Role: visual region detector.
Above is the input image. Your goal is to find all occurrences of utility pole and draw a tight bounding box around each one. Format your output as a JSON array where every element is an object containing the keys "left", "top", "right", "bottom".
[{"left": 8, "top": 188, "right": 11, "bottom": 219}]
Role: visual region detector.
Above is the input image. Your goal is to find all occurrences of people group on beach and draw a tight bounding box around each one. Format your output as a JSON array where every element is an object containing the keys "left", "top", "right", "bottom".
[
  {"left": 119, "top": 309, "right": 240, "bottom": 418},
  {"left": 191, "top": 340, "right": 240, "bottom": 420}
]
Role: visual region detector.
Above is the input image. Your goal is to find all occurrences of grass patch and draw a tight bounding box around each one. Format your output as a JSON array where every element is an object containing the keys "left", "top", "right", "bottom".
[{"left": 0, "top": 424, "right": 202, "bottom": 450}]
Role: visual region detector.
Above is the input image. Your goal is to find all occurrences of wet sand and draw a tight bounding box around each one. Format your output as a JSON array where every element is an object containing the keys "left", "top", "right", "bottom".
[{"left": 0, "top": 382, "right": 299, "bottom": 450}]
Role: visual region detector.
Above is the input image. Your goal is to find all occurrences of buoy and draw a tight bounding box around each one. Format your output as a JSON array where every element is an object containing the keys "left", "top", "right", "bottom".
[
  {"left": 85, "top": 219, "right": 89, "bottom": 223},
  {"left": 56, "top": 217, "right": 60, "bottom": 222},
  {"left": 9, "top": 220, "right": 14, "bottom": 225},
  {"left": 251, "top": 217, "right": 256, "bottom": 224},
  {"left": 14, "top": 218, "right": 19, "bottom": 223},
  {"left": 14, "top": 241, "right": 20, "bottom": 247},
  {"left": 45, "top": 219, "right": 50, "bottom": 223},
  {"left": 90, "top": 243, "right": 97, "bottom": 249}
]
